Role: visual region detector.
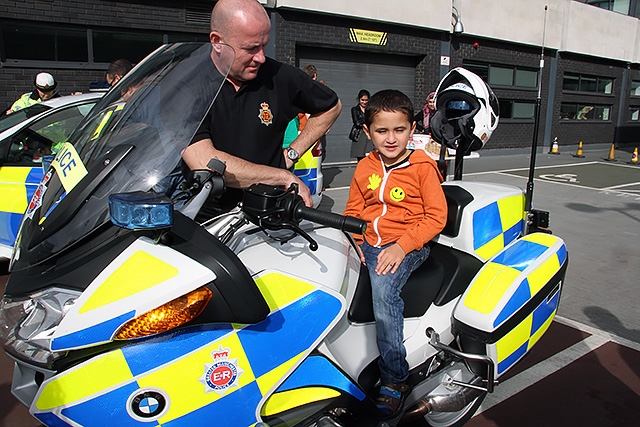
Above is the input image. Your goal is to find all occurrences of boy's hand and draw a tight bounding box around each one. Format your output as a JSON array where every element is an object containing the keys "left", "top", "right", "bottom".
[{"left": 376, "top": 243, "right": 406, "bottom": 276}]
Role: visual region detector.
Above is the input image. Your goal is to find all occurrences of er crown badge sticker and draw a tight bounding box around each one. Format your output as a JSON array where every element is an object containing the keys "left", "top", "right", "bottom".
[
  {"left": 200, "top": 346, "right": 244, "bottom": 395},
  {"left": 258, "top": 102, "right": 273, "bottom": 126}
]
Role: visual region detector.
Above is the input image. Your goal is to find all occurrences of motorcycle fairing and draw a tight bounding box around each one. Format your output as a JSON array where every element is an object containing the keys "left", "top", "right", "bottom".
[
  {"left": 454, "top": 232, "right": 567, "bottom": 377},
  {"left": 50, "top": 236, "right": 217, "bottom": 351},
  {"left": 31, "top": 271, "right": 345, "bottom": 427},
  {"left": 0, "top": 165, "right": 42, "bottom": 253}
]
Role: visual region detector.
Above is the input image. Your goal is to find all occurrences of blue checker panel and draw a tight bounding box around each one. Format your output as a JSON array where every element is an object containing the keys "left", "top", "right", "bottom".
[
  {"left": 531, "top": 288, "right": 560, "bottom": 335},
  {"left": 473, "top": 202, "right": 502, "bottom": 250},
  {"left": 60, "top": 382, "right": 151, "bottom": 427},
  {"left": 51, "top": 311, "right": 136, "bottom": 351},
  {"left": 502, "top": 220, "right": 524, "bottom": 247},
  {"left": 34, "top": 412, "right": 75, "bottom": 427},
  {"left": 498, "top": 341, "right": 528, "bottom": 374},
  {"left": 0, "top": 211, "right": 22, "bottom": 246},
  {"left": 493, "top": 279, "right": 531, "bottom": 328},
  {"left": 239, "top": 290, "right": 341, "bottom": 379},
  {"left": 122, "top": 323, "right": 234, "bottom": 376},
  {"left": 492, "top": 240, "right": 548, "bottom": 272},
  {"left": 164, "top": 381, "right": 263, "bottom": 427},
  {"left": 279, "top": 355, "right": 366, "bottom": 401}
]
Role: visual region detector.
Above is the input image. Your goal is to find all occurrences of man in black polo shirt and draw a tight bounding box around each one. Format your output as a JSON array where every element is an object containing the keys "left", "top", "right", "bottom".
[{"left": 183, "top": 0, "right": 342, "bottom": 218}]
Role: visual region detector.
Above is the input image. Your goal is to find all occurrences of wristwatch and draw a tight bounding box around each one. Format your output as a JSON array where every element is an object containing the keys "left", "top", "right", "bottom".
[{"left": 286, "top": 147, "right": 300, "bottom": 163}]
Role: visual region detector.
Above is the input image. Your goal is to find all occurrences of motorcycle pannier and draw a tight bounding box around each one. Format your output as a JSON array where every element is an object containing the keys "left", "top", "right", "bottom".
[{"left": 452, "top": 232, "right": 568, "bottom": 379}]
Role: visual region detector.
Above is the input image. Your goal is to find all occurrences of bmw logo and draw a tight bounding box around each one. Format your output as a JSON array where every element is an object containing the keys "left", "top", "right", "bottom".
[{"left": 127, "top": 388, "right": 170, "bottom": 421}]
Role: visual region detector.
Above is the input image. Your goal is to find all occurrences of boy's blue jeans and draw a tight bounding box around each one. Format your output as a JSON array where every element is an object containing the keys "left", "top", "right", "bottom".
[{"left": 361, "top": 240, "right": 430, "bottom": 384}]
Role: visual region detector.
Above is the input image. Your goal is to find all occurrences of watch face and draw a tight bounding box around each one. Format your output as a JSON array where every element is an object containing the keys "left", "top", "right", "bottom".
[{"left": 288, "top": 148, "right": 299, "bottom": 160}]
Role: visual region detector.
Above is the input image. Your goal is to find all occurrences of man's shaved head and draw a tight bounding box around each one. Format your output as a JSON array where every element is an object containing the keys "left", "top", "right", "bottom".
[
  {"left": 211, "top": 0, "right": 270, "bottom": 36},
  {"left": 209, "top": 0, "right": 271, "bottom": 88}
]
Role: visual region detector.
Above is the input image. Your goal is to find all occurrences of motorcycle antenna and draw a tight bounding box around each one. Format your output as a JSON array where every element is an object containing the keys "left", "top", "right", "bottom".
[{"left": 525, "top": 5, "right": 548, "bottom": 217}]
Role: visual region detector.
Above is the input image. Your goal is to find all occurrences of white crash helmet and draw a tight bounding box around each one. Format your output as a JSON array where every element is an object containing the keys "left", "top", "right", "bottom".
[{"left": 430, "top": 67, "right": 499, "bottom": 152}]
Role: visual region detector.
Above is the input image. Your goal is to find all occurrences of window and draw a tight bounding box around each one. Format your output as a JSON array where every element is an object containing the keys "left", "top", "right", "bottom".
[
  {"left": 560, "top": 103, "right": 611, "bottom": 121},
  {"left": 1, "top": 22, "right": 88, "bottom": 62},
  {"left": 575, "top": 0, "right": 631, "bottom": 15},
  {"left": 464, "top": 62, "right": 537, "bottom": 89},
  {"left": 1, "top": 20, "right": 206, "bottom": 65},
  {"left": 498, "top": 100, "right": 535, "bottom": 119},
  {"left": 563, "top": 73, "right": 613, "bottom": 94},
  {"left": 630, "top": 81, "right": 640, "bottom": 97},
  {"left": 629, "top": 106, "right": 640, "bottom": 121},
  {"left": 93, "top": 30, "right": 164, "bottom": 63}
]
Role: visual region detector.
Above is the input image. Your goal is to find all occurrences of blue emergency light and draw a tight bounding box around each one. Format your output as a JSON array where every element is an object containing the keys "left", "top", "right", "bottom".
[{"left": 109, "top": 191, "right": 173, "bottom": 230}]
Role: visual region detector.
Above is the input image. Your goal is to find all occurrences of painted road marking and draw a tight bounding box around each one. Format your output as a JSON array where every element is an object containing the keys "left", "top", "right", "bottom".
[{"left": 476, "top": 315, "right": 640, "bottom": 416}]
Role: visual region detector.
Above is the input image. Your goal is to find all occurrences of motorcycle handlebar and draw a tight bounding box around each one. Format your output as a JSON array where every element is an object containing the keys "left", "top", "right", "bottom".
[{"left": 295, "top": 204, "right": 366, "bottom": 235}]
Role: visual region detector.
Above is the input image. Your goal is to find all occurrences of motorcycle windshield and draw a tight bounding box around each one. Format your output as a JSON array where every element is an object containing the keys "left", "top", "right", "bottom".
[{"left": 12, "top": 42, "right": 235, "bottom": 267}]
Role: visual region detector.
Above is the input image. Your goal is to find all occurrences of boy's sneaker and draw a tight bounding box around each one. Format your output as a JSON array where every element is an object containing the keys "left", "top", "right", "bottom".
[{"left": 375, "top": 381, "right": 411, "bottom": 420}]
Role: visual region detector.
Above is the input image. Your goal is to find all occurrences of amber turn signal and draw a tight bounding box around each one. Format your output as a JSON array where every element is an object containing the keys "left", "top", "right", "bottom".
[{"left": 115, "top": 286, "right": 212, "bottom": 339}]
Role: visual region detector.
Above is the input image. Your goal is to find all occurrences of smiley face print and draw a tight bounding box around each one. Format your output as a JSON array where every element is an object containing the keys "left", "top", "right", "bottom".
[{"left": 389, "top": 187, "right": 405, "bottom": 202}]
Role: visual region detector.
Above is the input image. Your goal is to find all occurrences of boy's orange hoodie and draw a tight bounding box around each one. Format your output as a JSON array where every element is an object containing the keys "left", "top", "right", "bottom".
[{"left": 344, "top": 149, "right": 448, "bottom": 254}]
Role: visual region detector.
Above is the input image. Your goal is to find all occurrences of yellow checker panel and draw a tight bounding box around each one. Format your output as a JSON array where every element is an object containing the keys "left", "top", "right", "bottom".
[
  {"left": 254, "top": 272, "right": 315, "bottom": 312},
  {"left": 497, "top": 195, "right": 525, "bottom": 230},
  {"left": 256, "top": 352, "right": 303, "bottom": 396},
  {"left": 529, "top": 309, "right": 556, "bottom": 349},
  {"left": 526, "top": 255, "right": 560, "bottom": 295},
  {"left": 36, "top": 350, "right": 133, "bottom": 411},
  {"left": 261, "top": 387, "right": 340, "bottom": 416},
  {"left": 80, "top": 250, "right": 179, "bottom": 313},
  {"left": 137, "top": 333, "right": 254, "bottom": 424},
  {"left": 0, "top": 167, "right": 32, "bottom": 212},
  {"left": 464, "top": 262, "right": 521, "bottom": 314},
  {"left": 496, "top": 314, "right": 532, "bottom": 362},
  {"left": 475, "top": 235, "right": 505, "bottom": 260}
]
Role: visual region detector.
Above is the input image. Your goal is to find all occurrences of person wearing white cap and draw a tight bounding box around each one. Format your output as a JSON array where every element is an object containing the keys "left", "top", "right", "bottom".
[{"left": 6, "top": 72, "right": 60, "bottom": 114}]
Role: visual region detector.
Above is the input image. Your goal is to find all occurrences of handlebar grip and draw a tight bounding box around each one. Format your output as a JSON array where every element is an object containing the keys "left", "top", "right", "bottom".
[{"left": 296, "top": 205, "right": 366, "bottom": 235}]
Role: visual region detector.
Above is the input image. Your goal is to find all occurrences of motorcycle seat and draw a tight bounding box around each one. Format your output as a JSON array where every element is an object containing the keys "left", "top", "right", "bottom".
[{"left": 348, "top": 243, "right": 482, "bottom": 323}]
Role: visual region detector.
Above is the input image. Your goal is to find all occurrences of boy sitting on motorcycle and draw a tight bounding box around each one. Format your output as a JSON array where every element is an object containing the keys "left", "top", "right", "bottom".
[{"left": 344, "top": 89, "right": 448, "bottom": 420}]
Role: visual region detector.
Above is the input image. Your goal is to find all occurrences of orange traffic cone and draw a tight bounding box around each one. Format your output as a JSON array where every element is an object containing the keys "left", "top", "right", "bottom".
[
  {"left": 604, "top": 143, "right": 616, "bottom": 161},
  {"left": 572, "top": 140, "right": 585, "bottom": 158},
  {"left": 629, "top": 147, "right": 639, "bottom": 165},
  {"left": 549, "top": 136, "right": 560, "bottom": 155}
]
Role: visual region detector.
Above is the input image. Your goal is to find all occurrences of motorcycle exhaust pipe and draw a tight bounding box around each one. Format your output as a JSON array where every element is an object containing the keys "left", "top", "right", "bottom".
[{"left": 401, "top": 383, "right": 484, "bottom": 422}]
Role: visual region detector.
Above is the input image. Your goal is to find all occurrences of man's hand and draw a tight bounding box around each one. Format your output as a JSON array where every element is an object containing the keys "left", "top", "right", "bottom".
[
  {"left": 375, "top": 243, "right": 406, "bottom": 276},
  {"left": 287, "top": 174, "right": 313, "bottom": 207}
]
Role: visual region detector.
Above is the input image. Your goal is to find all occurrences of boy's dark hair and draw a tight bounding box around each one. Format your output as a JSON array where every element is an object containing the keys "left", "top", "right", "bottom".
[{"left": 364, "top": 89, "right": 414, "bottom": 127}]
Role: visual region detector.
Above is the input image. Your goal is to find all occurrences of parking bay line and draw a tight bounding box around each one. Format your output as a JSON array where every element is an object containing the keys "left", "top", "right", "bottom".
[{"left": 476, "top": 315, "right": 640, "bottom": 415}]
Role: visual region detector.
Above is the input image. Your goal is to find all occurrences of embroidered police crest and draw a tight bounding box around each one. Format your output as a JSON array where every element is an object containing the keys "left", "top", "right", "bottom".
[
  {"left": 199, "top": 346, "right": 244, "bottom": 395},
  {"left": 258, "top": 102, "right": 273, "bottom": 126}
]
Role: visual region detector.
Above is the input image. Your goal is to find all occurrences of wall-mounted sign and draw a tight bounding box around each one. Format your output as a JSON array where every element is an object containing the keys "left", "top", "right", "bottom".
[
  {"left": 349, "top": 29, "right": 388, "bottom": 46},
  {"left": 440, "top": 56, "right": 450, "bottom": 66}
]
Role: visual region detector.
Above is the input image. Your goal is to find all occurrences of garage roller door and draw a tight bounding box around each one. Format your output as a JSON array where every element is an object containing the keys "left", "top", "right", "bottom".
[{"left": 298, "top": 47, "right": 416, "bottom": 164}]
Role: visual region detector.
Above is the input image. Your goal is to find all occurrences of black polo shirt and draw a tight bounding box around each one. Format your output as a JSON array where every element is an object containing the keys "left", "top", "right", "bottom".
[{"left": 191, "top": 57, "right": 339, "bottom": 216}]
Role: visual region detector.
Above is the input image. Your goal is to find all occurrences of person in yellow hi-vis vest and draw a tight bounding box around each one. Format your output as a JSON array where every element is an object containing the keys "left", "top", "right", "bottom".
[{"left": 6, "top": 72, "right": 60, "bottom": 115}]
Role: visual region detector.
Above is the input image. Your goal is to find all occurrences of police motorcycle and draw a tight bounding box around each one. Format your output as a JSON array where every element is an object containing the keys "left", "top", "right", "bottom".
[{"left": 0, "top": 39, "right": 567, "bottom": 427}]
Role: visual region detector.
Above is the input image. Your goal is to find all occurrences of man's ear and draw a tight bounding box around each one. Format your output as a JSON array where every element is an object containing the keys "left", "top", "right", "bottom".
[{"left": 210, "top": 31, "right": 222, "bottom": 44}]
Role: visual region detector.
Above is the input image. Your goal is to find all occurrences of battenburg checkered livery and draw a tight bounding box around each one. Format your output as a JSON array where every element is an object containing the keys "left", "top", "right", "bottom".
[
  {"left": 0, "top": 166, "right": 43, "bottom": 258},
  {"left": 453, "top": 232, "right": 568, "bottom": 378}
]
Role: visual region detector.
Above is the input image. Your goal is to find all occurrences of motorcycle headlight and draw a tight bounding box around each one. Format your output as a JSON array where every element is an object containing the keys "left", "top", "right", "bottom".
[{"left": 0, "top": 288, "right": 80, "bottom": 367}]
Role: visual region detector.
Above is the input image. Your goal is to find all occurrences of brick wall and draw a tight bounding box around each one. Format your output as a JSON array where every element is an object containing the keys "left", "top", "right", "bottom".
[
  {"left": 554, "top": 52, "right": 623, "bottom": 147},
  {"left": 272, "top": 10, "right": 442, "bottom": 110},
  {"left": 0, "top": 0, "right": 209, "bottom": 108},
  {"left": 450, "top": 36, "right": 552, "bottom": 150}
]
